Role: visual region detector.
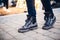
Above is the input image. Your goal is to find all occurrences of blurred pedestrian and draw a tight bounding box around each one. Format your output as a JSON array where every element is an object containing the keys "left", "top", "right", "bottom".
[{"left": 3, "top": 0, "right": 10, "bottom": 12}]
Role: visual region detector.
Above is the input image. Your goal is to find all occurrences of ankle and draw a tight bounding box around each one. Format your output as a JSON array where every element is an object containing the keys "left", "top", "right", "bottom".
[{"left": 44, "top": 12, "right": 54, "bottom": 18}]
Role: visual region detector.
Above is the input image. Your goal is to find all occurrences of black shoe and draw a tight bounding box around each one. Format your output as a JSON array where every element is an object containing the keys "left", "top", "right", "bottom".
[
  {"left": 18, "top": 15, "right": 38, "bottom": 33},
  {"left": 42, "top": 13, "right": 56, "bottom": 30}
]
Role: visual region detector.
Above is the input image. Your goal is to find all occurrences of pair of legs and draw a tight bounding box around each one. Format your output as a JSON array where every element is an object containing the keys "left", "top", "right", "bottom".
[
  {"left": 3, "top": 0, "right": 8, "bottom": 9},
  {"left": 18, "top": 0, "right": 56, "bottom": 33}
]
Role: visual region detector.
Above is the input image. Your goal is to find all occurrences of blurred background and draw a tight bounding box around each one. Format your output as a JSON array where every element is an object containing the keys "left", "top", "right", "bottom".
[{"left": 0, "top": 0, "right": 60, "bottom": 15}]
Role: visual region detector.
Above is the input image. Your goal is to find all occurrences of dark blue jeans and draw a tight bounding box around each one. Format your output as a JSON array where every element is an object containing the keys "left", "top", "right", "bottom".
[{"left": 26, "top": 0, "right": 53, "bottom": 17}]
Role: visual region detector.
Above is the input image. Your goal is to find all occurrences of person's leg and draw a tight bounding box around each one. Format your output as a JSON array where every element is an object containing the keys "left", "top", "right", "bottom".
[
  {"left": 41, "top": 0, "right": 53, "bottom": 14},
  {"left": 6, "top": 0, "right": 8, "bottom": 9},
  {"left": 26, "top": 0, "right": 36, "bottom": 17},
  {"left": 5, "top": 0, "right": 8, "bottom": 9},
  {"left": 18, "top": 0, "right": 38, "bottom": 33},
  {"left": 41, "top": 0, "right": 56, "bottom": 30}
]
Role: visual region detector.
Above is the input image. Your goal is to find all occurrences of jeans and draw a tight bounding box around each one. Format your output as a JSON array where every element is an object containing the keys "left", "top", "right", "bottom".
[{"left": 26, "top": 0, "right": 53, "bottom": 17}]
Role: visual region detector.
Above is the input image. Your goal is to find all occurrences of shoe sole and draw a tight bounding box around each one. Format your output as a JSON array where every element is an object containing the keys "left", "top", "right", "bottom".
[
  {"left": 18, "top": 26, "right": 38, "bottom": 33},
  {"left": 42, "top": 26, "right": 54, "bottom": 30}
]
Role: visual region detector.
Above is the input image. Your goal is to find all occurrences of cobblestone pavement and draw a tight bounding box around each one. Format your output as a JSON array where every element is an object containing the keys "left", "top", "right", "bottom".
[{"left": 0, "top": 8, "right": 60, "bottom": 40}]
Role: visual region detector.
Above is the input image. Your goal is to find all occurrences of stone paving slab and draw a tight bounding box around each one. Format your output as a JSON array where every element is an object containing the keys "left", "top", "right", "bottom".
[{"left": 0, "top": 8, "right": 60, "bottom": 40}]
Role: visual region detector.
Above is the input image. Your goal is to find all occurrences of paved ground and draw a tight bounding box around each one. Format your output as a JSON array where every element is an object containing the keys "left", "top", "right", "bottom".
[{"left": 0, "top": 8, "right": 60, "bottom": 40}]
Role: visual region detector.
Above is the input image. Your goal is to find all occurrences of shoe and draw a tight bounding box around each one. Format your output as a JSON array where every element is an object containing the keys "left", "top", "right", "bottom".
[
  {"left": 18, "top": 15, "right": 38, "bottom": 33},
  {"left": 42, "top": 13, "right": 56, "bottom": 30}
]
